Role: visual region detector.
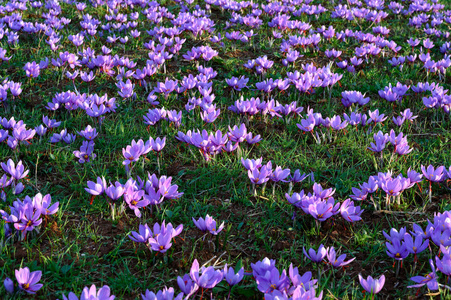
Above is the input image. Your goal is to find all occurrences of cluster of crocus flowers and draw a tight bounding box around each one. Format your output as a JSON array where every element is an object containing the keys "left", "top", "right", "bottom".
[
  {"left": 286, "top": 183, "right": 363, "bottom": 223},
  {"left": 140, "top": 257, "right": 321, "bottom": 300},
  {"left": 49, "top": 128, "right": 77, "bottom": 144},
  {"left": 350, "top": 166, "right": 451, "bottom": 208},
  {"left": 0, "top": 158, "right": 29, "bottom": 196},
  {"left": 392, "top": 108, "right": 418, "bottom": 127},
  {"left": 303, "top": 244, "right": 355, "bottom": 269},
  {"left": 0, "top": 80, "right": 22, "bottom": 104},
  {"left": 237, "top": 64, "right": 343, "bottom": 98},
  {"left": 2, "top": 0, "right": 451, "bottom": 297},
  {"left": 1, "top": 193, "right": 59, "bottom": 240},
  {"left": 251, "top": 257, "right": 322, "bottom": 298},
  {"left": 176, "top": 124, "right": 261, "bottom": 162},
  {"left": 122, "top": 136, "right": 166, "bottom": 166},
  {"left": 143, "top": 106, "right": 183, "bottom": 128},
  {"left": 341, "top": 91, "right": 370, "bottom": 107},
  {"left": 243, "top": 158, "right": 310, "bottom": 195},
  {"left": 0, "top": 117, "right": 36, "bottom": 150},
  {"left": 368, "top": 129, "right": 413, "bottom": 156},
  {"left": 296, "top": 109, "right": 351, "bottom": 143},
  {"left": 383, "top": 211, "right": 451, "bottom": 292},
  {"left": 46, "top": 92, "right": 116, "bottom": 121},
  {"left": 378, "top": 82, "right": 409, "bottom": 103},
  {"left": 129, "top": 221, "right": 183, "bottom": 254},
  {"left": 85, "top": 173, "right": 183, "bottom": 218},
  {"left": 384, "top": 227, "right": 428, "bottom": 265}
]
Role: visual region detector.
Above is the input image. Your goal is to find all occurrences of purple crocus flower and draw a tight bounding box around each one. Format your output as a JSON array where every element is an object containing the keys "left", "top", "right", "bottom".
[
  {"left": 404, "top": 233, "right": 428, "bottom": 256},
  {"left": 85, "top": 177, "right": 107, "bottom": 196},
  {"left": 383, "top": 227, "right": 407, "bottom": 242},
  {"left": 368, "top": 109, "right": 387, "bottom": 124},
  {"left": 228, "top": 124, "right": 247, "bottom": 143},
  {"left": 14, "top": 204, "right": 42, "bottom": 232},
  {"left": 148, "top": 231, "right": 173, "bottom": 253},
  {"left": 32, "top": 193, "right": 59, "bottom": 215},
  {"left": 358, "top": 274, "right": 385, "bottom": 294},
  {"left": 251, "top": 258, "right": 276, "bottom": 278},
  {"left": 326, "top": 247, "right": 355, "bottom": 268},
  {"left": 73, "top": 141, "right": 96, "bottom": 163},
  {"left": 288, "top": 264, "right": 317, "bottom": 291},
  {"left": 23, "top": 62, "right": 40, "bottom": 78},
  {"left": 241, "top": 157, "right": 263, "bottom": 171},
  {"left": 400, "top": 109, "right": 418, "bottom": 122},
  {"left": 431, "top": 229, "right": 451, "bottom": 247},
  {"left": 256, "top": 268, "right": 290, "bottom": 294},
  {"left": 190, "top": 259, "right": 223, "bottom": 289},
  {"left": 177, "top": 274, "right": 199, "bottom": 297},
  {"left": 129, "top": 224, "right": 152, "bottom": 243},
  {"left": 158, "top": 176, "right": 183, "bottom": 199},
  {"left": 421, "top": 165, "right": 445, "bottom": 182},
  {"left": 122, "top": 143, "right": 143, "bottom": 166},
  {"left": 4, "top": 277, "right": 14, "bottom": 293},
  {"left": 368, "top": 131, "right": 388, "bottom": 152},
  {"left": 15, "top": 267, "right": 43, "bottom": 294},
  {"left": 444, "top": 166, "right": 451, "bottom": 180},
  {"left": 408, "top": 259, "right": 438, "bottom": 290},
  {"left": 303, "top": 244, "right": 327, "bottom": 263},
  {"left": 9, "top": 82, "right": 22, "bottom": 97},
  {"left": 223, "top": 264, "right": 245, "bottom": 286},
  {"left": 435, "top": 255, "right": 451, "bottom": 276},
  {"left": 124, "top": 190, "right": 149, "bottom": 218},
  {"left": 81, "top": 71, "right": 96, "bottom": 82},
  {"left": 386, "top": 239, "right": 409, "bottom": 261},
  {"left": 1, "top": 159, "right": 29, "bottom": 181},
  {"left": 341, "top": 91, "right": 370, "bottom": 107},
  {"left": 289, "top": 170, "right": 309, "bottom": 183},
  {"left": 226, "top": 76, "right": 249, "bottom": 91},
  {"left": 269, "top": 166, "right": 290, "bottom": 182},
  {"left": 340, "top": 199, "right": 363, "bottom": 222},
  {"left": 380, "top": 178, "right": 403, "bottom": 197},
  {"left": 297, "top": 114, "right": 316, "bottom": 132},
  {"left": 392, "top": 116, "right": 405, "bottom": 126},
  {"left": 308, "top": 200, "right": 335, "bottom": 222},
  {"left": 35, "top": 125, "right": 47, "bottom": 136},
  {"left": 264, "top": 290, "right": 289, "bottom": 300},
  {"left": 150, "top": 137, "right": 166, "bottom": 152},
  {"left": 248, "top": 165, "right": 271, "bottom": 185},
  {"left": 78, "top": 125, "right": 98, "bottom": 141},
  {"left": 105, "top": 182, "right": 125, "bottom": 201},
  {"left": 116, "top": 79, "right": 135, "bottom": 99},
  {"left": 42, "top": 116, "right": 61, "bottom": 128},
  {"left": 192, "top": 214, "right": 224, "bottom": 235}
]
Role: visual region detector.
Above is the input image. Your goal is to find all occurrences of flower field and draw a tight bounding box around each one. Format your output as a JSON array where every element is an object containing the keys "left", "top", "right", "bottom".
[{"left": 1, "top": 0, "right": 451, "bottom": 298}]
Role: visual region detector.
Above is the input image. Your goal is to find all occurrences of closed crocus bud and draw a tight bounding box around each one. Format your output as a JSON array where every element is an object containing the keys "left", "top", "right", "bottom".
[
  {"left": 13, "top": 182, "right": 24, "bottom": 195},
  {"left": 4, "top": 277, "right": 14, "bottom": 294}
]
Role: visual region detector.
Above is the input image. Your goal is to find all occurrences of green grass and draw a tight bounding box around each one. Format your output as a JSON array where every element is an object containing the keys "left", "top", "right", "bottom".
[{"left": 1, "top": 0, "right": 451, "bottom": 299}]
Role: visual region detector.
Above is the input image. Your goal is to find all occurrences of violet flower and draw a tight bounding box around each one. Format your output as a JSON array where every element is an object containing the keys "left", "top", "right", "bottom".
[
  {"left": 358, "top": 274, "right": 385, "bottom": 295},
  {"left": 15, "top": 267, "right": 43, "bottom": 294},
  {"left": 189, "top": 259, "right": 223, "bottom": 289}
]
